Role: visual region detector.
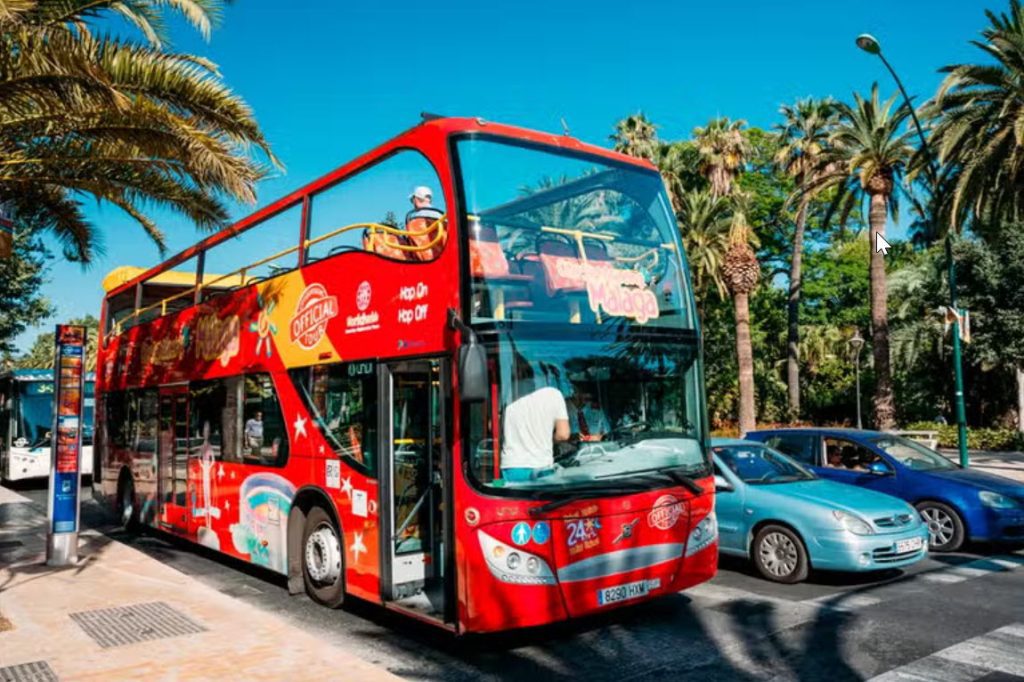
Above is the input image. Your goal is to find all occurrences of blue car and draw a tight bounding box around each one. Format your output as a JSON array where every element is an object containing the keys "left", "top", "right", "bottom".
[
  {"left": 745, "top": 428, "right": 1024, "bottom": 552},
  {"left": 712, "top": 438, "right": 929, "bottom": 583}
]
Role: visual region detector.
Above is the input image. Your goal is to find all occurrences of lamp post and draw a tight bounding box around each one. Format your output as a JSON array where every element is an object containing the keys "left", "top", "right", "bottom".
[
  {"left": 849, "top": 329, "right": 865, "bottom": 430},
  {"left": 855, "top": 33, "right": 969, "bottom": 467}
]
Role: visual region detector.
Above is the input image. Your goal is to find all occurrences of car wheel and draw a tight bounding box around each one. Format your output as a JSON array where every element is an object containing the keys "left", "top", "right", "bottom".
[
  {"left": 117, "top": 474, "right": 140, "bottom": 532},
  {"left": 753, "top": 524, "right": 809, "bottom": 584},
  {"left": 916, "top": 501, "right": 965, "bottom": 552},
  {"left": 302, "top": 506, "right": 345, "bottom": 608}
]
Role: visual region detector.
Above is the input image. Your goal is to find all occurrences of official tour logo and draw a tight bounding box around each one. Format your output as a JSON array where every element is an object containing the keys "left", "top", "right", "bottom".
[
  {"left": 290, "top": 283, "right": 338, "bottom": 350},
  {"left": 647, "top": 495, "right": 684, "bottom": 530}
]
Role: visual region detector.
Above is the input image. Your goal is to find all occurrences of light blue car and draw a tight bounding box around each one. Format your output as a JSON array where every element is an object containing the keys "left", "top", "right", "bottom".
[{"left": 713, "top": 438, "right": 930, "bottom": 583}]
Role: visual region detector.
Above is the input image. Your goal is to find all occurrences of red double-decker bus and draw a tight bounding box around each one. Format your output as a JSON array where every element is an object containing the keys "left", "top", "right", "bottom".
[{"left": 95, "top": 117, "right": 716, "bottom": 633}]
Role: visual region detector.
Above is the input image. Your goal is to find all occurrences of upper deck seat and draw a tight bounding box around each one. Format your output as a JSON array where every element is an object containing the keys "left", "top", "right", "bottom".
[{"left": 468, "top": 221, "right": 533, "bottom": 319}]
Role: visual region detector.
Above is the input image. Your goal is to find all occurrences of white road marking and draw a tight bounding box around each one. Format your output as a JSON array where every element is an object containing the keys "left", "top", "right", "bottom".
[
  {"left": 870, "top": 623, "right": 1024, "bottom": 681},
  {"left": 921, "top": 554, "right": 1024, "bottom": 583}
]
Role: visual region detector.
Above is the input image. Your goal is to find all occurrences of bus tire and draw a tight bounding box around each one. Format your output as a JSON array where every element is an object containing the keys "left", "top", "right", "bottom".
[
  {"left": 301, "top": 506, "right": 345, "bottom": 608},
  {"left": 117, "top": 472, "right": 140, "bottom": 532}
]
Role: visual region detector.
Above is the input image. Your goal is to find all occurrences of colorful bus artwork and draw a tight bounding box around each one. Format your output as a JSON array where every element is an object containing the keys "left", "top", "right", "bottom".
[
  {"left": 95, "top": 117, "right": 716, "bottom": 634},
  {"left": 1, "top": 369, "right": 96, "bottom": 482}
]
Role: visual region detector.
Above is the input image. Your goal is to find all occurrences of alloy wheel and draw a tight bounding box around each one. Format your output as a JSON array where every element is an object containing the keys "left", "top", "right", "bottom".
[{"left": 921, "top": 507, "right": 955, "bottom": 548}]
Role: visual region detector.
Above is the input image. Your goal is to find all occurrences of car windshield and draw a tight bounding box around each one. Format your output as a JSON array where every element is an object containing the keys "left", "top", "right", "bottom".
[
  {"left": 456, "top": 136, "right": 693, "bottom": 329},
  {"left": 871, "top": 436, "right": 956, "bottom": 471},
  {"left": 714, "top": 444, "right": 816, "bottom": 484},
  {"left": 466, "top": 329, "right": 708, "bottom": 493}
]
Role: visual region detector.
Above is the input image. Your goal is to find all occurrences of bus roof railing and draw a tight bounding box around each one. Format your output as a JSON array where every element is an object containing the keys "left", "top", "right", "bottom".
[{"left": 110, "top": 217, "right": 446, "bottom": 336}]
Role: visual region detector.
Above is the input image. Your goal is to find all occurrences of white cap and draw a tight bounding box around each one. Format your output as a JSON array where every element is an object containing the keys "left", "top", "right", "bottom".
[{"left": 409, "top": 186, "right": 433, "bottom": 200}]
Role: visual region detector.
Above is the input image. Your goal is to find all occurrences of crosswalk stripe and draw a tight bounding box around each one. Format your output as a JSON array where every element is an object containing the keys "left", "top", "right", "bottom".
[
  {"left": 869, "top": 623, "right": 1024, "bottom": 681},
  {"left": 803, "top": 592, "right": 882, "bottom": 611},
  {"left": 920, "top": 554, "right": 1024, "bottom": 583}
]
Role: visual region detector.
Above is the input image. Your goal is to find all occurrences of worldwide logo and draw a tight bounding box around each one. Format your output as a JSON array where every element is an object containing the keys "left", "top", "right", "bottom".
[
  {"left": 356, "top": 281, "right": 372, "bottom": 311},
  {"left": 290, "top": 283, "right": 338, "bottom": 350}
]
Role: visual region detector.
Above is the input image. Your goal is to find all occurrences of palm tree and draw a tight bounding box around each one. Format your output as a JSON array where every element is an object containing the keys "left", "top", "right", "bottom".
[
  {"left": 804, "top": 85, "right": 916, "bottom": 429},
  {"left": 0, "top": 0, "right": 277, "bottom": 262},
  {"left": 692, "top": 117, "right": 751, "bottom": 197},
  {"left": 655, "top": 140, "right": 704, "bottom": 213},
  {"left": 676, "top": 189, "right": 730, "bottom": 311},
  {"left": 927, "top": 0, "right": 1024, "bottom": 233},
  {"left": 775, "top": 97, "right": 838, "bottom": 418},
  {"left": 722, "top": 192, "right": 760, "bottom": 435},
  {"left": 610, "top": 113, "right": 659, "bottom": 163}
]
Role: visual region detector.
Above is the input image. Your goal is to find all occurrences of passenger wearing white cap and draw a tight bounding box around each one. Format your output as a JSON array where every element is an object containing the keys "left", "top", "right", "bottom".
[{"left": 405, "top": 186, "right": 445, "bottom": 261}]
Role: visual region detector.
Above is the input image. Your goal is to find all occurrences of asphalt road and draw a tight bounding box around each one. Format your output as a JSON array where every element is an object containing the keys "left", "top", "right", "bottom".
[{"left": 11, "top": 482, "right": 1024, "bottom": 681}]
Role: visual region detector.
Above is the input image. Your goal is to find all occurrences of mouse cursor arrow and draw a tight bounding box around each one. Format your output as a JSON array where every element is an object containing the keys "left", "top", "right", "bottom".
[{"left": 875, "top": 232, "right": 892, "bottom": 256}]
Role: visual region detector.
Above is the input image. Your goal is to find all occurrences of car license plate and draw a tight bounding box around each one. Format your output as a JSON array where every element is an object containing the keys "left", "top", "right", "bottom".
[
  {"left": 597, "top": 578, "right": 661, "bottom": 606},
  {"left": 896, "top": 537, "right": 923, "bottom": 553}
]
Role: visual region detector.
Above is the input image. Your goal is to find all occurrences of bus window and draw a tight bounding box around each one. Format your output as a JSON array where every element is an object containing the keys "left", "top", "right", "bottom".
[
  {"left": 242, "top": 374, "right": 288, "bottom": 467},
  {"left": 306, "top": 150, "right": 447, "bottom": 264},
  {"left": 131, "top": 389, "right": 159, "bottom": 454},
  {"left": 189, "top": 378, "right": 242, "bottom": 463},
  {"left": 200, "top": 204, "right": 303, "bottom": 303},
  {"left": 288, "top": 363, "right": 377, "bottom": 477}
]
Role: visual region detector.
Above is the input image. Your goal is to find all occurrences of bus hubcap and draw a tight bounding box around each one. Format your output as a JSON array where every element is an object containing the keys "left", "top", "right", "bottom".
[
  {"left": 120, "top": 486, "right": 133, "bottom": 525},
  {"left": 305, "top": 523, "right": 341, "bottom": 585}
]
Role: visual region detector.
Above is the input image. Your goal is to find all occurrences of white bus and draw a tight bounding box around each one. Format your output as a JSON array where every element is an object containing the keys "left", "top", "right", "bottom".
[{"left": 0, "top": 369, "right": 95, "bottom": 482}]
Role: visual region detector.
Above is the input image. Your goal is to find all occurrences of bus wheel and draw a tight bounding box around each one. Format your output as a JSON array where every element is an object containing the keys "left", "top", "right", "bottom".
[
  {"left": 302, "top": 506, "right": 345, "bottom": 608},
  {"left": 117, "top": 474, "right": 139, "bottom": 532}
]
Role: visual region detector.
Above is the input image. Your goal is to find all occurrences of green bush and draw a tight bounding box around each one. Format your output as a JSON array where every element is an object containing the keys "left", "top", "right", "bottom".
[{"left": 903, "top": 422, "right": 1024, "bottom": 451}]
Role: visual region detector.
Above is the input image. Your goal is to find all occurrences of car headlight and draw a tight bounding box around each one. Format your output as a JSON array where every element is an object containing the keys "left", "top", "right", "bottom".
[
  {"left": 979, "top": 491, "right": 1021, "bottom": 510},
  {"left": 477, "top": 530, "right": 556, "bottom": 586},
  {"left": 686, "top": 511, "right": 717, "bottom": 556},
  {"left": 833, "top": 510, "right": 873, "bottom": 535}
]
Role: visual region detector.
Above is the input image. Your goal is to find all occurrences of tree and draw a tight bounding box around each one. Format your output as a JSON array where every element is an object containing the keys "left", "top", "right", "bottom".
[
  {"left": 804, "top": 85, "right": 916, "bottom": 429},
  {"left": 723, "top": 192, "right": 761, "bottom": 435},
  {"left": 676, "top": 189, "right": 730, "bottom": 312},
  {"left": 610, "top": 113, "right": 659, "bottom": 163},
  {"left": 775, "top": 97, "right": 838, "bottom": 418},
  {"left": 16, "top": 315, "right": 100, "bottom": 371},
  {"left": 655, "top": 140, "right": 705, "bottom": 212},
  {"left": 0, "top": 0, "right": 278, "bottom": 262},
  {"left": 692, "top": 117, "right": 751, "bottom": 198},
  {"left": 0, "top": 232, "right": 53, "bottom": 356},
  {"left": 928, "top": 0, "right": 1024, "bottom": 234}
]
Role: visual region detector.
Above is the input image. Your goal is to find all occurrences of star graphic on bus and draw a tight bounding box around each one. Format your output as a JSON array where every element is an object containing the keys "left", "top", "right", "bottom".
[
  {"left": 249, "top": 293, "right": 278, "bottom": 358},
  {"left": 217, "top": 464, "right": 225, "bottom": 481},
  {"left": 349, "top": 531, "right": 367, "bottom": 563},
  {"left": 292, "top": 415, "right": 308, "bottom": 439},
  {"left": 341, "top": 475, "right": 353, "bottom": 499}
]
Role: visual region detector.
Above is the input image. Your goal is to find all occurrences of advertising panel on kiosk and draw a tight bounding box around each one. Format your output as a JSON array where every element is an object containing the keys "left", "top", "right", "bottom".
[{"left": 46, "top": 324, "right": 87, "bottom": 566}]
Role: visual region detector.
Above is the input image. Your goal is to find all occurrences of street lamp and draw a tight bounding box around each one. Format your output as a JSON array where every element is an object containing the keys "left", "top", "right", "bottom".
[
  {"left": 855, "top": 33, "right": 969, "bottom": 467},
  {"left": 849, "top": 329, "right": 865, "bottom": 430}
]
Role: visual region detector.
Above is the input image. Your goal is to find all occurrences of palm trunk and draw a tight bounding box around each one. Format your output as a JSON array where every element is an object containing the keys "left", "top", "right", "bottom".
[
  {"left": 734, "top": 292, "right": 756, "bottom": 435},
  {"left": 786, "top": 198, "right": 808, "bottom": 420},
  {"left": 868, "top": 191, "right": 896, "bottom": 430},
  {"left": 1016, "top": 366, "right": 1024, "bottom": 436}
]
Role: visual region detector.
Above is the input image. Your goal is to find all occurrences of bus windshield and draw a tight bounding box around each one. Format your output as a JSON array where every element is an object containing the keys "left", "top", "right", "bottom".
[
  {"left": 468, "top": 328, "right": 708, "bottom": 492},
  {"left": 456, "top": 137, "right": 693, "bottom": 329}
]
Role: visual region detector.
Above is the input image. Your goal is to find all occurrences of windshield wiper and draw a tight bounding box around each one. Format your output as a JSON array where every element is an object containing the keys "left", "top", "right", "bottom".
[
  {"left": 594, "top": 465, "right": 704, "bottom": 494},
  {"left": 529, "top": 484, "right": 646, "bottom": 516}
]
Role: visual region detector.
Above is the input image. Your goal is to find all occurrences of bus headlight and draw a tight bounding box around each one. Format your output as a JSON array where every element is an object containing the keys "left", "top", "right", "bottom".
[
  {"left": 478, "top": 530, "right": 556, "bottom": 586},
  {"left": 685, "top": 512, "right": 717, "bottom": 556}
]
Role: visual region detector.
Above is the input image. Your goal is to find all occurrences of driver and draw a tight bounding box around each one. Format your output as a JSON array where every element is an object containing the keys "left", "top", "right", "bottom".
[
  {"left": 568, "top": 387, "right": 611, "bottom": 441},
  {"left": 500, "top": 360, "right": 570, "bottom": 482}
]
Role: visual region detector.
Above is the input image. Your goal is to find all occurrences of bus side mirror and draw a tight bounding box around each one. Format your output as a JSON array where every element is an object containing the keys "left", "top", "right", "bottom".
[
  {"left": 450, "top": 308, "right": 488, "bottom": 403},
  {"left": 457, "top": 339, "right": 488, "bottom": 403}
]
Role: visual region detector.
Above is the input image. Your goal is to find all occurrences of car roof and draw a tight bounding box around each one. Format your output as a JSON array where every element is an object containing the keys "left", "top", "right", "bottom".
[{"left": 748, "top": 427, "right": 887, "bottom": 439}]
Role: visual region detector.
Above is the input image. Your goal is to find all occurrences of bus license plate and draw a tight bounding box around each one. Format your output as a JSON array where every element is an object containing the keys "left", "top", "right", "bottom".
[
  {"left": 597, "top": 578, "right": 661, "bottom": 606},
  {"left": 896, "top": 537, "right": 923, "bottom": 553}
]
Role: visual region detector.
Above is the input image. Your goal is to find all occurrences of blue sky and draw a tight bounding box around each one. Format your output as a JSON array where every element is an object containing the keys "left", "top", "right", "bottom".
[{"left": 19, "top": 0, "right": 993, "bottom": 351}]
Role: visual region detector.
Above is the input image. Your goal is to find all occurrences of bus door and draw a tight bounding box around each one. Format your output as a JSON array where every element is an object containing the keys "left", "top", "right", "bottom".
[
  {"left": 157, "top": 385, "right": 189, "bottom": 532},
  {"left": 379, "top": 359, "right": 452, "bottom": 623}
]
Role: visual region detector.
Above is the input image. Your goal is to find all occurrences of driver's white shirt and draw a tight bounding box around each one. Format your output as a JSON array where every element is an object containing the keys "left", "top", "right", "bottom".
[{"left": 501, "top": 387, "right": 568, "bottom": 470}]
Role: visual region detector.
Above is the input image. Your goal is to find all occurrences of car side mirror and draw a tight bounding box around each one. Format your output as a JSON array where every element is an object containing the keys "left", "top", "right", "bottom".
[
  {"left": 714, "top": 474, "right": 733, "bottom": 492},
  {"left": 450, "top": 309, "right": 487, "bottom": 403},
  {"left": 868, "top": 461, "right": 892, "bottom": 476}
]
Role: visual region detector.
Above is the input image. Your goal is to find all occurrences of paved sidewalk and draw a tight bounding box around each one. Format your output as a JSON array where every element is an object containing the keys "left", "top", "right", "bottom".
[
  {"left": 938, "top": 449, "right": 1024, "bottom": 483},
  {"left": 0, "top": 486, "right": 398, "bottom": 682}
]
